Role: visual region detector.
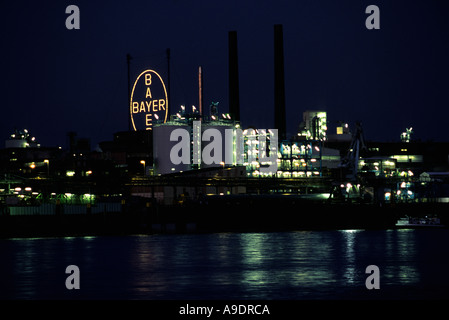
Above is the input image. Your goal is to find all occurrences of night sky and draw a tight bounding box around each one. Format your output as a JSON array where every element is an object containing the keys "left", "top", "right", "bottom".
[{"left": 1, "top": 0, "right": 448, "bottom": 149}]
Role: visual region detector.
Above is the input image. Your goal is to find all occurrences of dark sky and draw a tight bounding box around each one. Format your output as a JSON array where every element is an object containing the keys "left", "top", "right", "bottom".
[{"left": 1, "top": 0, "right": 448, "bottom": 148}]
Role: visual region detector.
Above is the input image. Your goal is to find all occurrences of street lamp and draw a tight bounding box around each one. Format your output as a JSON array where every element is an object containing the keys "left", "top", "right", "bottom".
[
  {"left": 44, "top": 159, "right": 49, "bottom": 177},
  {"left": 140, "top": 160, "right": 146, "bottom": 176}
]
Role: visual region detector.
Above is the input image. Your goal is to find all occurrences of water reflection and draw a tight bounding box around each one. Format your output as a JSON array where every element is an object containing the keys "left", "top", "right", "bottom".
[
  {"left": 338, "top": 229, "right": 420, "bottom": 288},
  {"left": 239, "top": 233, "right": 271, "bottom": 293},
  {"left": 14, "top": 239, "right": 38, "bottom": 298},
  {"left": 340, "top": 229, "right": 362, "bottom": 285},
  {"left": 130, "top": 236, "right": 157, "bottom": 295},
  {"left": 2, "top": 229, "right": 446, "bottom": 299},
  {"left": 212, "top": 233, "right": 238, "bottom": 287},
  {"left": 238, "top": 232, "right": 339, "bottom": 298},
  {"left": 386, "top": 229, "right": 419, "bottom": 286}
]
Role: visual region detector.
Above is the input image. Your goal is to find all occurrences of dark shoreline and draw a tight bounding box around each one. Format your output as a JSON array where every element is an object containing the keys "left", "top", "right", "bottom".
[{"left": 1, "top": 198, "right": 447, "bottom": 239}]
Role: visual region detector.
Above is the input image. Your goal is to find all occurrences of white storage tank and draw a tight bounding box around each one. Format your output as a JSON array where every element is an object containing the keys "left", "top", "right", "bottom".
[
  {"left": 201, "top": 121, "right": 234, "bottom": 169},
  {"left": 153, "top": 121, "right": 192, "bottom": 175}
]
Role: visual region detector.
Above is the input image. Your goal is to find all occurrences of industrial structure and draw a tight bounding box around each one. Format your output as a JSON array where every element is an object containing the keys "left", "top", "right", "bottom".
[{"left": 2, "top": 24, "right": 449, "bottom": 236}]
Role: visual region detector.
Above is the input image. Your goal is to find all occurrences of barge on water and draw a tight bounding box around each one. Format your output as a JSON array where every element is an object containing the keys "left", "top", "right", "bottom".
[{"left": 395, "top": 216, "right": 446, "bottom": 229}]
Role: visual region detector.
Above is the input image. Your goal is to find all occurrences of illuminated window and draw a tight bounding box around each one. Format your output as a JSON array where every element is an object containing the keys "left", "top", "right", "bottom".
[{"left": 66, "top": 171, "right": 75, "bottom": 177}]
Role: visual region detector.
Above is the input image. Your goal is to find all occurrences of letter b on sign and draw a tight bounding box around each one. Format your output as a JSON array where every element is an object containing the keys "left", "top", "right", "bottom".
[
  {"left": 365, "top": 265, "right": 380, "bottom": 289},
  {"left": 65, "top": 265, "right": 80, "bottom": 290}
]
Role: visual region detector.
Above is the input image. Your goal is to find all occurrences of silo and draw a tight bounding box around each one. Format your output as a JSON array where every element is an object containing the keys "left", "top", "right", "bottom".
[
  {"left": 274, "top": 24, "right": 286, "bottom": 141},
  {"left": 153, "top": 121, "right": 192, "bottom": 175},
  {"left": 228, "top": 31, "right": 240, "bottom": 121},
  {"left": 201, "top": 121, "right": 235, "bottom": 169}
]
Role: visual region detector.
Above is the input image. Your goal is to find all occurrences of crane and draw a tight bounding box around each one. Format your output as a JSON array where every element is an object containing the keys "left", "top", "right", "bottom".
[
  {"left": 340, "top": 122, "right": 367, "bottom": 181},
  {"left": 328, "top": 122, "right": 368, "bottom": 203}
]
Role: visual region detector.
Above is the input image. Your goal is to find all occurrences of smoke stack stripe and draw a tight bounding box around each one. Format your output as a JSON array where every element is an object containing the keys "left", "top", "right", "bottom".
[
  {"left": 228, "top": 31, "right": 240, "bottom": 121},
  {"left": 274, "top": 24, "right": 286, "bottom": 140}
]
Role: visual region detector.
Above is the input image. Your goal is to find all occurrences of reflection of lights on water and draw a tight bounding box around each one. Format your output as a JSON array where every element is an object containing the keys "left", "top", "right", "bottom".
[
  {"left": 241, "top": 234, "right": 264, "bottom": 266},
  {"left": 342, "top": 229, "right": 360, "bottom": 234},
  {"left": 340, "top": 229, "right": 361, "bottom": 284},
  {"left": 240, "top": 234, "right": 273, "bottom": 286},
  {"left": 239, "top": 233, "right": 337, "bottom": 290},
  {"left": 339, "top": 229, "right": 420, "bottom": 287},
  {"left": 394, "top": 229, "right": 419, "bottom": 285}
]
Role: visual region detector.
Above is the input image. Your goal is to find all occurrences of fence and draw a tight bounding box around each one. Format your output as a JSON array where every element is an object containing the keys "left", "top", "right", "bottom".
[{"left": 7, "top": 202, "right": 122, "bottom": 216}]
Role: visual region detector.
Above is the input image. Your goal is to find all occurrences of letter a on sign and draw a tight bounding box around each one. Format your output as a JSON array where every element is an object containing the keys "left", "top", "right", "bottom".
[
  {"left": 66, "top": 5, "right": 80, "bottom": 29},
  {"left": 365, "top": 5, "right": 380, "bottom": 30},
  {"left": 365, "top": 265, "right": 380, "bottom": 289},
  {"left": 65, "top": 265, "right": 80, "bottom": 290}
]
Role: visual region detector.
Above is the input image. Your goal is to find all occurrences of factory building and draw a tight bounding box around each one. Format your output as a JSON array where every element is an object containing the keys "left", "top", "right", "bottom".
[
  {"left": 152, "top": 111, "right": 335, "bottom": 178},
  {"left": 5, "top": 129, "right": 40, "bottom": 149},
  {"left": 298, "top": 111, "right": 328, "bottom": 141},
  {"left": 152, "top": 105, "right": 241, "bottom": 174},
  {"left": 151, "top": 26, "right": 337, "bottom": 179}
]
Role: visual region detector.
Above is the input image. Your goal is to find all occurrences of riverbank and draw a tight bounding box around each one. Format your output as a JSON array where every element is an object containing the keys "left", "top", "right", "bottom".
[{"left": 1, "top": 197, "right": 448, "bottom": 238}]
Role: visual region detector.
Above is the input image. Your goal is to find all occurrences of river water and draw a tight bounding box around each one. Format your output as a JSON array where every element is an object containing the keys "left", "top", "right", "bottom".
[{"left": 1, "top": 229, "right": 448, "bottom": 300}]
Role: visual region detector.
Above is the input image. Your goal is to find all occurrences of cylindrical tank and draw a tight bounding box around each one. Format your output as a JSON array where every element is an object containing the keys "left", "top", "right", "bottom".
[
  {"left": 153, "top": 122, "right": 191, "bottom": 175},
  {"left": 201, "top": 121, "right": 234, "bottom": 168}
]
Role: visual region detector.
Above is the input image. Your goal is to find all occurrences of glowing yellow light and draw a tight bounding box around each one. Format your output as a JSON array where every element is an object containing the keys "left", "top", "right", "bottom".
[
  {"left": 130, "top": 69, "right": 168, "bottom": 131},
  {"left": 66, "top": 171, "right": 75, "bottom": 177}
]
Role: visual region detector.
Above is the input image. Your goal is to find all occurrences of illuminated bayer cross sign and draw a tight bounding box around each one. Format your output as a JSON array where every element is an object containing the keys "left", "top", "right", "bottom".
[{"left": 130, "top": 70, "right": 168, "bottom": 130}]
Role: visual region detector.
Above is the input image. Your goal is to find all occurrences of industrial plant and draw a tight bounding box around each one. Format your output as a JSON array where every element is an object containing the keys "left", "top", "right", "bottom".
[{"left": 1, "top": 25, "right": 449, "bottom": 237}]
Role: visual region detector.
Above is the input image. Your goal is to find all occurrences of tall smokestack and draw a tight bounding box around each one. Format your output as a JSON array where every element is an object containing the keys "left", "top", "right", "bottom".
[
  {"left": 167, "top": 48, "right": 171, "bottom": 112},
  {"left": 198, "top": 66, "right": 203, "bottom": 117},
  {"left": 274, "top": 24, "right": 286, "bottom": 140},
  {"left": 228, "top": 31, "right": 240, "bottom": 121},
  {"left": 127, "top": 53, "right": 132, "bottom": 131}
]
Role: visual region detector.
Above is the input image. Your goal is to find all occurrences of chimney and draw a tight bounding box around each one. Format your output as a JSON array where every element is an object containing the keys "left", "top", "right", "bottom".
[
  {"left": 274, "top": 24, "right": 286, "bottom": 140},
  {"left": 199, "top": 66, "right": 203, "bottom": 117},
  {"left": 228, "top": 31, "right": 240, "bottom": 121}
]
